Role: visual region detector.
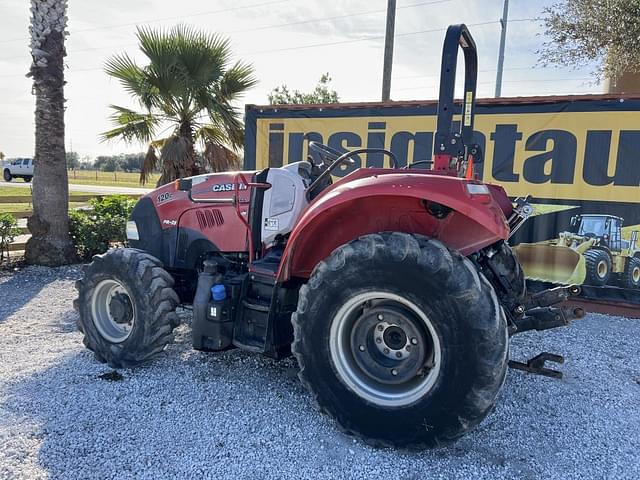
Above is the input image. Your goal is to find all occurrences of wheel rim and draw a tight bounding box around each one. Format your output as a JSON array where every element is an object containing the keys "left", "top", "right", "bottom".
[
  {"left": 329, "top": 291, "right": 442, "bottom": 408},
  {"left": 633, "top": 265, "right": 640, "bottom": 283},
  {"left": 91, "top": 279, "right": 135, "bottom": 343},
  {"left": 597, "top": 260, "right": 608, "bottom": 278}
]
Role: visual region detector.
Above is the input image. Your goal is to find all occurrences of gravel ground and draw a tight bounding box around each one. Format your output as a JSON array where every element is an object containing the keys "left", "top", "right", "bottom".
[{"left": 0, "top": 266, "right": 639, "bottom": 480}]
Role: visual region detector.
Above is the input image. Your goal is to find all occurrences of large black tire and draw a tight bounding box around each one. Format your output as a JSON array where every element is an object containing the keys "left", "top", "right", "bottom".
[
  {"left": 584, "top": 249, "right": 612, "bottom": 286},
  {"left": 74, "top": 248, "right": 180, "bottom": 368},
  {"left": 617, "top": 257, "right": 640, "bottom": 289},
  {"left": 3, "top": 169, "right": 12, "bottom": 182},
  {"left": 24, "top": 175, "right": 32, "bottom": 182},
  {"left": 292, "top": 232, "right": 508, "bottom": 448},
  {"left": 477, "top": 241, "right": 526, "bottom": 314}
]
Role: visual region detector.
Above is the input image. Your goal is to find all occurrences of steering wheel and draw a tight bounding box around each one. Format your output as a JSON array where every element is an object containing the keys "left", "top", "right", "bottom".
[{"left": 308, "top": 141, "right": 343, "bottom": 166}]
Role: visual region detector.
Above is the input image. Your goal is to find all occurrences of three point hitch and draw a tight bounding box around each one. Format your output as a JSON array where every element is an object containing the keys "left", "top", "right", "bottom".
[{"left": 508, "top": 285, "right": 585, "bottom": 379}]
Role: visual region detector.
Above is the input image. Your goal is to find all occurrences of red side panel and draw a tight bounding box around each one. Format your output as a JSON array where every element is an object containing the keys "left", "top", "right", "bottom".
[
  {"left": 277, "top": 172, "right": 510, "bottom": 281},
  {"left": 148, "top": 171, "right": 256, "bottom": 254}
]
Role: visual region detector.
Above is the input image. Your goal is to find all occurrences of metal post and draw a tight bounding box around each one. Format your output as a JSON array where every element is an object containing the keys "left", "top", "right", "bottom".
[
  {"left": 381, "top": 0, "right": 396, "bottom": 101},
  {"left": 495, "top": 0, "right": 509, "bottom": 97}
]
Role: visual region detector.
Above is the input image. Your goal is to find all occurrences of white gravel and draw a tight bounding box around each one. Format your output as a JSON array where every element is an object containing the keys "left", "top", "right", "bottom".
[{"left": 0, "top": 266, "right": 639, "bottom": 480}]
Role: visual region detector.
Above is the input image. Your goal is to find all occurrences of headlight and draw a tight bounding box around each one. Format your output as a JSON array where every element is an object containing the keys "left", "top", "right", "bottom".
[{"left": 126, "top": 221, "right": 139, "bottom": 240}]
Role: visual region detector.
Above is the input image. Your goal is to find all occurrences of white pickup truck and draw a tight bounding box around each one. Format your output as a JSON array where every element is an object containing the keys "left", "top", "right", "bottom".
[{"left": 3, "top": 158, "right": 33, "bottom": 182}]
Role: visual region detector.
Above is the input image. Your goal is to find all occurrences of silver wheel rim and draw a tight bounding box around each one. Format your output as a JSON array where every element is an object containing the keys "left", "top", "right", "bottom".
[
  {"left": 91, "top": 279, "right": 135, "bottom": 343},
  {"left": 329, "top": 291, "right": 442, "bottom": 408},
  {"left": 597, "top": 260, "right": 608, "bottom": 278}
]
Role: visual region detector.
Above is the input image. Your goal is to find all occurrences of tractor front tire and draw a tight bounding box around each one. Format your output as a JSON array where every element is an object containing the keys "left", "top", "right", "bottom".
[
  {"left": 618, "top": 257, "right": 640, "bottom": 289},
  {"left": 584, "top": 249, "right": 612, "bottom": 286},
  {"left": 292, "top": 233, "right": 508, "bottom": 448},
  {"left": 74, "top": 248, "right": 180, "bottom": 368}
]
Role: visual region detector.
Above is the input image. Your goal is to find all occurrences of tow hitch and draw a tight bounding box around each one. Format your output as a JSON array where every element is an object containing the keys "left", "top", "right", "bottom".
[{"left": 509, "top": 285, "right": 585, "bottom": 379}]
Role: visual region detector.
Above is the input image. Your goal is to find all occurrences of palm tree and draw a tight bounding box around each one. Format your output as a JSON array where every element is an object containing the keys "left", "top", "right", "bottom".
[
  {"left": 25, "top": 0, "right": 76, "bottom": 266},
  {"left": 102, "top": 25, "right": 257, "bottom": 186}
]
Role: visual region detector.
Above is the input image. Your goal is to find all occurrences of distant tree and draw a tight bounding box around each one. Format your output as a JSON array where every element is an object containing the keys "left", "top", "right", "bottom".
[
  {"left": 121, "top": 153, "right": 145, "bottom": 172},
  {"left": 94, "top": 155, "right": 121, "bottom": 172},
  {"left": 269, "top": 73, "right": 339, "bottom": 105},
  {"left": 0, "top": 152, "right": 5, "bottom": 162},
  {"left": 80, "top": 155, "right": 93, "bottom": 169},
  {"left": 102, "top": 25, "right": 257, "bottom": 186},
  {"left": 25, "top": 0, "right": 75, "bottom": 266},
  {"left": 66, "top": 151, "right": 80, "bottom": 169},
  {"left": 538, "top": 0, "right": 640, "bottom": 81}
]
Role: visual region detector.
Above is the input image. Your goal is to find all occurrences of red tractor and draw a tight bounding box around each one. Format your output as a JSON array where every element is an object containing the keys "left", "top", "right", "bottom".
[{"left": 75, "top": 25, "right": 583, "bottom": 448}]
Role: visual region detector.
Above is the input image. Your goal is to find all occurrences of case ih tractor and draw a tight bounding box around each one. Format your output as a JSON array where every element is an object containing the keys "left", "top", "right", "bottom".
[
  {"left": 515, "top": 214, "right": 640, "bottom": 288},
  {"left": 75, "top": 25, "right": 584, "bottom": 448}
]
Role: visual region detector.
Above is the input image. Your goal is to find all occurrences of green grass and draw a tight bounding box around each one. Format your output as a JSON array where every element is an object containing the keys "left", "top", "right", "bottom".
[
  {"left": 0, "top": 187, "right": 96, "bottom": 197},
  {"left": 0, "top": 202, "right": 87, "bottom": 214},
  {"left": 67, "top": 170, "right": 157, "bottom": 188}
]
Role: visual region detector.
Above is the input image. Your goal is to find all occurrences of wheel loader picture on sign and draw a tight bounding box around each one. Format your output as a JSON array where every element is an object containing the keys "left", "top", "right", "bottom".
[
  {"left": 74, "top": 24, "right": 585, "bottom": 448},
  {"left": 514, "top": 214, "right": 640, "bottom": 289}
]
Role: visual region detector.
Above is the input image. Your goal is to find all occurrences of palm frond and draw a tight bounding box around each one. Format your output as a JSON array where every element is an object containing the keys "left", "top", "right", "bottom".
[
  {"left": 195, "top": 124, "right": 227, "bottom": 145},
  {"left": 104, "top": 54, "right": 160, "bottom": 110},
  {"left": 203, "top": 142, "right": 240, "bottom": 173},
  {"left": 101, "top": 105, "right": 159, "bottom": 144},
  {"left": 209, "top": 103, "right": 245, "bottom": 150},
  {"left": 215, "top": 61, "right": 258, "bottom": 102},
  {"left": 141, "top": 144, "right": 160, "bottom": 185}
]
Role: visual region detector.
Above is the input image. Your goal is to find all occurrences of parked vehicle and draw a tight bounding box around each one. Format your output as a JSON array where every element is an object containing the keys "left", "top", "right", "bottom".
[
  {"left": 3, "top": 158, "right": 33, "bottom": 182},
  {"left": 75, "top": 25, "right": 584, "bottom": 448}
]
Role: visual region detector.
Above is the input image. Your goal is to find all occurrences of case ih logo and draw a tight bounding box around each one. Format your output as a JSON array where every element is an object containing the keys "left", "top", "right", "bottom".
[{"left": 212, "top": 183, "right": 248, "bottom": 192}]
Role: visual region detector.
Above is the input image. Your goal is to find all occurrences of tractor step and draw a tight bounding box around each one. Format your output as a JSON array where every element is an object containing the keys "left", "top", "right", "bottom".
[{"left": 508, "top": 352, "right": 565, "bottom": 379}]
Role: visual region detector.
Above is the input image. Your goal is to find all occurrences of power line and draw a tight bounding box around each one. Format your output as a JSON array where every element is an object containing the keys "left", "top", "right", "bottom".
[
  {"left": 0, "top": 0, "right": 293, "bottom": 44},
  {"left": 0, "top": 0, "right": 454, "bottom": 61},
  {"left": 0, "top": 18, "right": 538, "bottom": 78},
  {"left": 393, "top": 77, "right": 594, "bottom": 91}
]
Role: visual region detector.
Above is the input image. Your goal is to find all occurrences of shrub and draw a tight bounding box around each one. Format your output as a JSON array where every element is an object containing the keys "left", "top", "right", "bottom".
[
  {"left": 69, "top": 195, "right": 137, "bottom": 261},
  {"left": 0, "top": 213, "right": 20, "bottom": 262}
]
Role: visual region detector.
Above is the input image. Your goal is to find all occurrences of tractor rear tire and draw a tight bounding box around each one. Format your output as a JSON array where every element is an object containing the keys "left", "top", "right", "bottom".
[
  {"left": 74, "top": 248, "right": 180, "bottom": 368},
  {"left": 618, "top": 257, "right": 640, "bottom": 289},
  {"left": 292, "top": 232, "right": 508, "bottom": 448},
  {"left": 584, "top": 249, "right": 612, "bottom": 286}
]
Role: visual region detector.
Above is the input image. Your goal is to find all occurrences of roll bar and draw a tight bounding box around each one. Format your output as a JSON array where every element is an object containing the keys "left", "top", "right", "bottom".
[{"left": 432, "top": 24, "right": 480, "bottom": 174}]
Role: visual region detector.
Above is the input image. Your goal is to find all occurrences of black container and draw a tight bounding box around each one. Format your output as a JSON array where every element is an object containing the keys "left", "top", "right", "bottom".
[{"left": 192, "top": 260, "right": 232, "bottom": 350}]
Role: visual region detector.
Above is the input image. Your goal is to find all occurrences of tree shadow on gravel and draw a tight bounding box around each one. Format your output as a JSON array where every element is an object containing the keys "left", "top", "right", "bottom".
[
  {"left": 2, "top": 316, "right": 640, "bottom": 480},
  {"left": 0, "top": 266, "right": 80, "bottom": 323}
]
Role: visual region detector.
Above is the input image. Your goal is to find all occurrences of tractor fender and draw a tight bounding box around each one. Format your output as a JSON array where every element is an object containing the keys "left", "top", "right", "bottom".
[{"left": 277, "top": 173, "right": 510, "bottom": 281}]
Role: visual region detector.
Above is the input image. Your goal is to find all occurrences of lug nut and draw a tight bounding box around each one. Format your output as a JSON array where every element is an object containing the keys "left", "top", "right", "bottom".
[
  {"left": 375, "top": 338, "right": 382, "bottom": 344},
  {"left": 377, "top": 324, "right": 384, "bottom": 331},
  {"left": 405, "top": 345, "right": 411, "bottom": 351},
  {"left": 377, "top": 314, "right": 384, "bottom": 321},
  {"left": 383, "top": 348, "right": 390, "bottom": 354},
  {"left": 359, "top": 345, "right": 365, "bottom": 352},
  {"left": 391, "top": 369, "right": 398, "bottom": 376},
  {"left": 395, "top": 352, "right": 402, "bottom": 358},
  {"left": 411, "top": 338, "right": 418, "bottom": 345}
]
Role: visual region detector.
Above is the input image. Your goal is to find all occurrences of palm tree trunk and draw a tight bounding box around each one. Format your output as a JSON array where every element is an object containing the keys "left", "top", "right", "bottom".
[{"left": 25, "top": 0, "right": 75, "bottom": 266}]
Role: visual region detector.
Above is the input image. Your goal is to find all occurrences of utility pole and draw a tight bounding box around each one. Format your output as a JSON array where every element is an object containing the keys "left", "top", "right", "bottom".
[
  {"left": 381, "top": 0, "right": 396, "bottom": 101},
  {"left": 494, "top": 0, "right": 509, "bottom": 97}
]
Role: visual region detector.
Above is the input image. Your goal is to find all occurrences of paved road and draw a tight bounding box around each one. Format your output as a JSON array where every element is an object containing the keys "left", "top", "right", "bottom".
[{"left": 1, "top": 180, "right": 151, "bottom": 195}]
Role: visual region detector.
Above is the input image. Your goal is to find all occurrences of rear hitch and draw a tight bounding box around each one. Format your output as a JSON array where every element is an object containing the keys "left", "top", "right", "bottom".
[
  {"left": 510, "top": 284, "right": 584, "bottom": 334},
  {"left": 520, "top": 284, "right": 581, "bottom": 311},
  {"left": 508, "top": 353, "right": 565, "bottom": 379},
  {"left": 512, "top": 305, "right": 585, "bottom": 334},
  {"left": 508, "top": 285, "right": 585, "bottom": 379}
]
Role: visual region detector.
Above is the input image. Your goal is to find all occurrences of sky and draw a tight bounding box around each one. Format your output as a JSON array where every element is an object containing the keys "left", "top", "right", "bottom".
[{"left": 0, "top": 0, "right": 602, "bottom": 159}]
